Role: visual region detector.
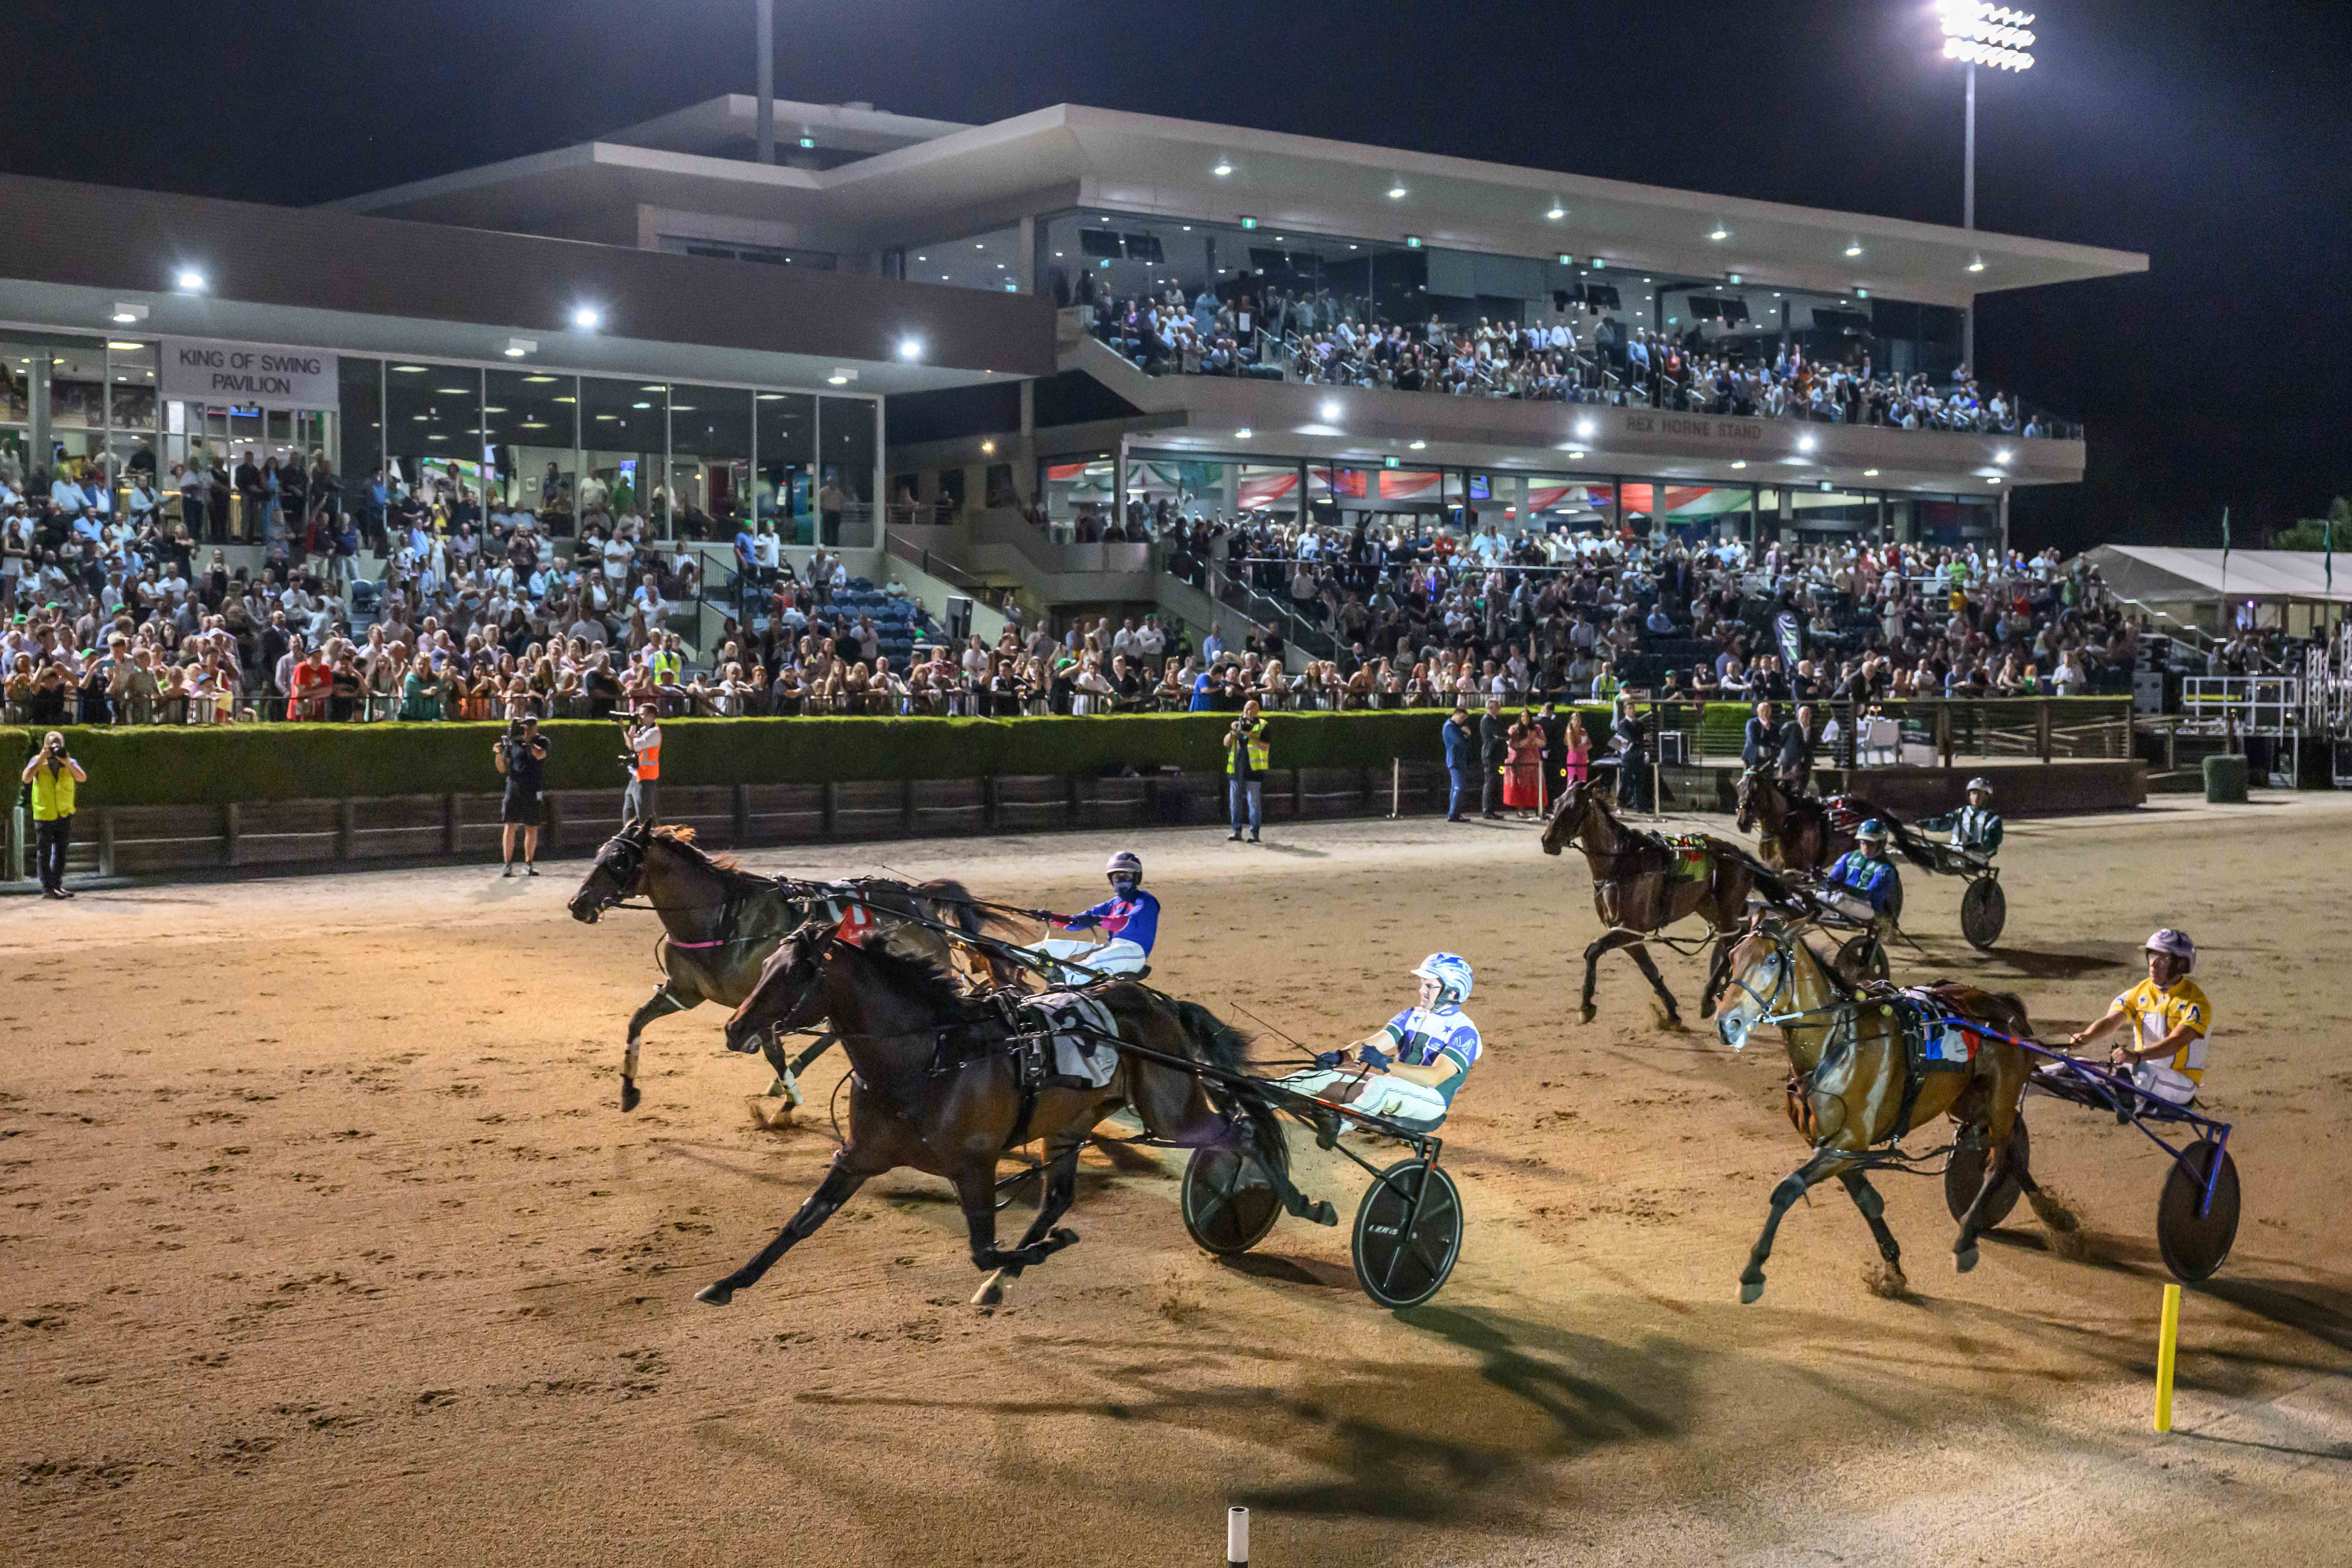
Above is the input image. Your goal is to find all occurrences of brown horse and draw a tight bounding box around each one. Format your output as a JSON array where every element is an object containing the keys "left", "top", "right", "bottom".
[
  {"left": 1710, "top": 911, "right": 2076, "bottom": 1301},
  {"left": 567, "top": 824, "right": 1013, "bottom": 1111},
  {"left": 1734, "top": 768, "right": 1938, "bottom": 877},
  {"left": 698, "top": 920, "right": 1278, "bottom": 1309},
  {"left": 1540, "top": 779, "right": 1785, "bottom": 1025}
]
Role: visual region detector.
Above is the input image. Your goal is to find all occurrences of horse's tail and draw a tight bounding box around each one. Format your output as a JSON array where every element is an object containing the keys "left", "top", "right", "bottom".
[
  {"left": 1861, "top": 807, "right": 1942, "bottom": 872},
  {"left": 1721, "top": 843, "right": 1798, "bottom": 908},
  {"left": 913, "top": 877, "right": 1023, "bottom": 940}
]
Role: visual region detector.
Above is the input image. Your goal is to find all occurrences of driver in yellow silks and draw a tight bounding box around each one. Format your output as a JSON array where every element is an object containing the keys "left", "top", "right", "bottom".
[{"left": 2066, "top": 928, "right": 2211, "bottom": 1105}]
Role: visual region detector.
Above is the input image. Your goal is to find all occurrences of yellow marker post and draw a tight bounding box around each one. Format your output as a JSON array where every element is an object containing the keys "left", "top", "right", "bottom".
[{"left": 2153, "top": 1282, "right": 2183, "bottom": 1432}]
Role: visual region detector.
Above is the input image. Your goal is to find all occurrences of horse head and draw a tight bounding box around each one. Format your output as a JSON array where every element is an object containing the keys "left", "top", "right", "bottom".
[
  {"left": 1734, "top": 767, "right": 1769, "bottom": 835},
  {"left": 1540, "top": 779, "right": 1598, "bottom": 857},
  {"left": 724, "top": 920, "right": 835, "bottom": 1056},
  {"left": 1711, "top": 912, "right": 1796, "bottom": 1052},
  {"left": 569, "top": 823, "right": 653, "bottom": 923}
]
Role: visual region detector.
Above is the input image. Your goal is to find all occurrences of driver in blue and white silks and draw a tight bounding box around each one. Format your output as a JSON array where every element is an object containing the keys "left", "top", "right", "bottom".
[
  {"left": 1028, "top": 850, "right": 1159, "bottom": 981},
  {"left": 1283, "top": 953, "right": 1481, "bottom": 1133},
  {"left": 1821, "top": 819, "right": 1901, "bottom": 923}
]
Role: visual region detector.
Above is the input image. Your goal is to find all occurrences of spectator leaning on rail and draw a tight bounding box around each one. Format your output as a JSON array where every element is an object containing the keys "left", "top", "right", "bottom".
[
  {"left": 1226, "top": 697, "right": 1267, "bottom": 844},
  {"left": 22, "top": 728, "right": 85, "bottom": 898},
  {"left": 494, "top": 713, "right": 549, "bottom": 877}
]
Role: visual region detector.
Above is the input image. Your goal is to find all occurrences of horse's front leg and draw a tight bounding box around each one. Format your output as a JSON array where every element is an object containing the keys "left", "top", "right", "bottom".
[
  {"left": 959, "top": 1157, "right": 1079, "bottom": 1279},
  {"left": 1624, "top": 940, "right": 1682, "bottom": 1027},
  {"left": 621, "top": 986, "right": 692, "bottom": 1112},
  {"left": 1580, "top": 928, "right": 1637, "bottom": 1023},
  {"left": 1740, "top": 1146, "right": 1851, "bottom": 1304},
  {"left": 1698, "top": 932, "right": 1733, "bottom": 1016},
  {"left": 697, "top": 1153, "right": 872, "bottom": 1306},
  {"left": 1840, "top": 1169, "right": 1907, "bottom": 1297},
  {"left": 972, "top": 1133, "right": 1089, "bottom": 1307}
]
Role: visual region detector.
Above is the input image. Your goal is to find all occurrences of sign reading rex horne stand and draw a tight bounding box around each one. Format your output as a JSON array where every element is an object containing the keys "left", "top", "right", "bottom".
[{"left": 160, "top": 336, "right": 340, "bottom": 409}]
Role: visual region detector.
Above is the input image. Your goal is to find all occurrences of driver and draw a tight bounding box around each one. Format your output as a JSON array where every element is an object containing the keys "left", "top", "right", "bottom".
[
  {"left": 1821, "top": 819, "right": 1901, "bottom": 920},
  {"left": 1920, "top": 776, "right": 2003, "bottom": 860},
  {"left": 1285, "top": 953, "right": 1481, "bottom": 1134},
  {"left": 2064, "top": 929, "right": 2211, "bottom": 1105},
  {"left": 1031, "top": 850, "right": 1159, "bottom": 979}
]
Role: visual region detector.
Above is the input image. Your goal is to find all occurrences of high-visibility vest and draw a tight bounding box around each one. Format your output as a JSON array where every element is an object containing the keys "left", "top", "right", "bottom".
[
  {"left": 1226, "top": 721, "right": 1270, "bottom": 775},
  {"left": 28, "top": 762, "right": 76, "bottom": 820},
  {"left": 634, "top": 729, "right": 662, "bottom": 780}
]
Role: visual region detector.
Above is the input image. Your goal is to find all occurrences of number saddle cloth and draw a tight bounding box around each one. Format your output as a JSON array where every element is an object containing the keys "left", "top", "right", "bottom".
[{"left": 1661, "top": 833, "right": 1712, "bottom": 880}]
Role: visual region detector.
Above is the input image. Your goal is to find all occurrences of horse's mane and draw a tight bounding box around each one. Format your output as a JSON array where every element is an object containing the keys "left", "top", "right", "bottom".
[
  {"left": 648, "top": 825, "right": 775, "bottom": 891},
  {"left": 838, "top": 932, "right": 969, "bottom": 1013}
]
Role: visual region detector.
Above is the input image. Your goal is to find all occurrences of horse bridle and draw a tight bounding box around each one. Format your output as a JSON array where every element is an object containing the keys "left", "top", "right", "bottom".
[
  {"left": 1716, "top": 919, "right": 1854, "bottom": 1050},
  {"left": 576, "top": 829, "right": 651, "bottom": 921}
]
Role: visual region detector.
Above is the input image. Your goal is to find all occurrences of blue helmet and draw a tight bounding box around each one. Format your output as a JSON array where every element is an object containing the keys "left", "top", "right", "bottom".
[
  {"left": 1411, "top": 952, "right": 1474, "bottom": 1005},
  {"left": 1856, "top": 819, "right": 1889, "bottom": 842}
]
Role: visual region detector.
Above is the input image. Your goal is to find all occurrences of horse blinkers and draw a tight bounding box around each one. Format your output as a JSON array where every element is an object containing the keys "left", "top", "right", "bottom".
[{"left": 572, "top": 828, "right": 651, "bottom": 923}]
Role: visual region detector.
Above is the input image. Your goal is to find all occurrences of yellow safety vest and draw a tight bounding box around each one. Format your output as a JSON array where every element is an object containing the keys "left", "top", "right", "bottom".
[
  {"left": 1227, "top": 721, "right": 1270, "bottom": 775},
  {"left": 28, "top": 762, "right": 76, "bottom": 820}
]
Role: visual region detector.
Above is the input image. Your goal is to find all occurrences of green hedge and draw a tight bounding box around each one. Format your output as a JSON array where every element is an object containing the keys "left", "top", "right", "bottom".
[{"left": 0, "top": 712, "right": 1464, "bottom": 808}]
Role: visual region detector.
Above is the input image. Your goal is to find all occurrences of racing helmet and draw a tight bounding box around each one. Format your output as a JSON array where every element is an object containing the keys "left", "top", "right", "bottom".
[
  {"left": 1965, "top": 776, "right": 1994, "bottom": 797},
  {"left": 2143, "top": 928, "right": 2195, "bottom": 973},
  {"left": 1105, "top": 849, "right": 1143, "bottom": 887},
  {"left": 1411, "top": 952, "right": 1474, "bottom": 1006},
  {"left": 1856, "top": 819, "right": 1889, "bottom": 842}
]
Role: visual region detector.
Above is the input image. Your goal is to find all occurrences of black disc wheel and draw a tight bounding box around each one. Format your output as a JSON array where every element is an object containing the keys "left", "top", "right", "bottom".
[
  {"left": 1834, "top": 933, "right": 1890, "bottom": 987},
  {"left": 1180, "top": 1136, "right": 1288, "bottom": 1256},
  {"left": 1944, "top": 1117, "right": 2030, "bottom": 1226},
  {"left": 1351, "top": 1160, "right": 1464, "bottom": 1310},
  {"left": 2156, "top": 1139, "right": 2241, "bottom": 1282},
  {"left": 1961, "top": 877, "right": 2006, "bottom": 951}
]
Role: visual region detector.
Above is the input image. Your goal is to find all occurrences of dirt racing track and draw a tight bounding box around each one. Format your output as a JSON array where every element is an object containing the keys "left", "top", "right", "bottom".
[{"left": 5, "top": 797, "right": 2351, "bottom": 1568}]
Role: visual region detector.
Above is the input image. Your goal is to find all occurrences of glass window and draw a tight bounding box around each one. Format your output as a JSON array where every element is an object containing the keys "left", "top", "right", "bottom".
[
  {"left": 817, "top": 395, "right": 875, "bottom": 545},
  {"left": 47, "top": 343, "right": 104, "bottom": 431},
  {"left": 582, "top": 377, "right": 665, "bottom": 531},
  {"left": 1039, "top": 454, "right": 1115, "bottom": 540},
  {"left": 485, "top": 369, "right": 578, "bottom": 532},
  {"left": 106, "top": 340, "right": 158, "bottom": 429},
  {"left": 756, "top": 390, "right": 815, "bottom": 543},
  {"left": 385, "top": 362, "right": 483, "bottom": 513},
  {"left": 906, "top": 224, "right": 1023, "bottom": 293},
  {"left": 667, "top": 384, "right": 751, "bottom": 541},
  {"left": 0, "top": 342, "right": 32, "bottom": 424}
]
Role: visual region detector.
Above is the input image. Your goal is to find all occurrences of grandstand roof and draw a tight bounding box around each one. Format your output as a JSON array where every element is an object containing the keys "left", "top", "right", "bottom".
[
  {"left": 334, "top": 98, "right": 2148, "bottom": 309},
  {"left": 2085, "top": 546, "right": 2352, "bottom": 605}
]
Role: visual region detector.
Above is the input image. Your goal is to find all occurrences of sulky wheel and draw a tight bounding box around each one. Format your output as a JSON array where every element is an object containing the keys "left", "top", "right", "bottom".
[
  {"left": 2156, "top": 1138, "right": 2241, "bottom": 1283},
  {"left": 1944, "top": 1117, "right": 2030, "bottom": 1227},
  {"left": 1181, "top": 1135, "right": 1289, "bottom": 1256},
  {"left": 1351, "top": 1159, "right": 1464, "bottom": 1310},
  {"left": 1961, "top": 876, "right": 2006, "bottom": 952},
  {"left": 1834, "top": 933, "right": 1890, "bottom": 987}
]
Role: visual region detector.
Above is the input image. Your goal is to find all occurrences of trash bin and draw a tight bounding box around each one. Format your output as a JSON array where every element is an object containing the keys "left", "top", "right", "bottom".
[{"left": 2202, "top": 753, "right": 2248, "bottom": 804}]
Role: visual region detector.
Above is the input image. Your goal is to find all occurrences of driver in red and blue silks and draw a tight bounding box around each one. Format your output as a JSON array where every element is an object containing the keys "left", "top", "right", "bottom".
[
  {"left": 1031, "top": 850, "right": 1159, "bottom": 980},
  {"left": 1822, "top": 819, "right": 1900, "bottom": 917}
]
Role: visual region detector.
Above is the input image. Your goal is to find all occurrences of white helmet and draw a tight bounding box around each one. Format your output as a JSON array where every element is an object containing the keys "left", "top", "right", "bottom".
[
  {"left": 1966, "top": 776, "right": 1994, "bottom": 796},
  {"left": 2143, "top": 928, "right": 2194, "bottom": 972},
  {"left": 1411, "top": 952, "right": 1474, "bottom": 1005},
  {"left": 1105, "top": 850, "right": 1143, "bottom": 883}
]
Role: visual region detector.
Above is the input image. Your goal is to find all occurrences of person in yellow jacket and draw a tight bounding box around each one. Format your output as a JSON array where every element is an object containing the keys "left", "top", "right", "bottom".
[
  {"left": 21, "top": 729, "right": 86, "bottom": 899},
  {"left": 2067, "top": 928, "right": 2212, "bottom": 1105},
  {"left": 1226, "top": 698, "right": 1268, "bottom": 844}
]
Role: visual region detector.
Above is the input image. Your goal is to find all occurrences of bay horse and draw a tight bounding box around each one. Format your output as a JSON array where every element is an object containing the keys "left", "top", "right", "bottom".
[
  {"left": 567, "top": 824, "right": 1012, "bottom": 1111},
  {"left": 1539, "top": 779, "right": 1786, "bottom": 1026},
  {"left": 1734, "top": 768, "right": 1939, "bottom": 877},
  {"left": 699, "top": 920, "right": 1280, "bottom": 1309},
  {"left": 1709, "top": 911, "right": 2076, "bottom": 1302}
]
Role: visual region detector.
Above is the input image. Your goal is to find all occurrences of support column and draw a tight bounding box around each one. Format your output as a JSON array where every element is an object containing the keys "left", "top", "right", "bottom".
[
  {"left": 1998, "top": 485, "right": 2012, "bottom": 558},
  {"left": 1015, "top": 214, "right": 1038, "bottom": 296}
]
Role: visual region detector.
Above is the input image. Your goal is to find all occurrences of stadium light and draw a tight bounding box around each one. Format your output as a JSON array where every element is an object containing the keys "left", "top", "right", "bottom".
[
  {"left": 572, "top": 305, "right": 601, "bottom": 330},
  {"left": 174, "top": 268, "right": 206, "bottom": 292},
  {"left": 1940, "top": 2, "right": 2039, "bottom": 371}
]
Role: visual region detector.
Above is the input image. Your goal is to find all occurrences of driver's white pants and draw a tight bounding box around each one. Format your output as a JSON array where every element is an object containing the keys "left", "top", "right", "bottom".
[
  {"left": 1029, "top": 937, "right": 1148, "bottom": 981},
  {"left": 1279, "top": 1067, "right": 1450, "bottom": 1132},
  {"left": 2131, "top": 1060, "right": 2199, "bottom": 1106}
]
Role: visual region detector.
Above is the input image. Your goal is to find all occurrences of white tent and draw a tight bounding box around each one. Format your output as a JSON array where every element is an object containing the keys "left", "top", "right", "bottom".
[{"left": 2083, "top": 546, "right": 2352, "bottom": 606}]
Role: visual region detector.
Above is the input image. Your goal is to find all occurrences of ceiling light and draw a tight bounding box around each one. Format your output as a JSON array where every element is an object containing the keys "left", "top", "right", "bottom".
[
  {"left": 1576, "top": 420, "right": 1595, "bottom": 438},
  {"left": 1987, "top": 476, "right": 2002, "bottom": 485},
  {"left": 898, "top": 338, "right": 923, "bottom": 361},
  {"left": 1233, "top": 428, "right": 1253, "bottom": 440},
  {"left": 632, "top": 401, "right": 652, "bottom": 409},
  {"left": 572, "top": 306, "right": 601, "bottom": 330},
  {"left": 1567, "top": 451, "right": 1585, "bottom": 461},
  {"left": 1319, "top": 401, "right": 1342, "bottom": 421},
  {"left": 1708, "top": 226, "right": 1729, "bottom": 242},
  {"left": 829, "top": 367, "right": 857, "bottom": 383},
  {"left": 980, "top": 440, "right": 996, "bottom": 455},
  {"left": 523, "top": 374, "right": 556, "bottom": 384},
  {"left": 1995, "top": 449, "right": 2014, "bottom": 464},
  {"left": 435, "top": 385, "right": 471, "bottom": 394},
  {"left": 483, "top": 406, "right": 507, "bottom": 414},
  {"left": 974, "top": 242, "right": 985, "bottom": 250},
  {"left": 174, "top": 269, "right": 206, "bottom": 291},
  {"left": 1968, "top": 254, "right": 1987, "bottom": 273},
  {"left": 1798, "top": 435, "right": 1818, "bottom": 453},
  {"left": 1214, "top": 160, "right": 1233, "bottom": 177},
  {"left": 106, "top": 341, "right": 146, "bottom": 351},
  {"left": 828, "top": 374, "right": 849, "bottom": 386},
  {"left": 1844, "top": 240, "right": 1864, "bottom": 258},
  {"left": 1731, "top": 460, "right": 1748, "bottom": 470},
  {"left": 504, "top": 336, "right": 537, "bottom": 358},
  {"left": 111, "top": 302, "right": 148, "bottom": 324},
  {"left": 1408, "top": 440, "right": 1427, "bottom": 450},
  {"left": 1387, "top": 184, "right": 1408, "bottom": 199},
  {"left": 1546, "top": 204, "right": 1566, "bottom": 220},
  {"left": 1863, "top": 468, "right": 1880, "bottom": 477},
  {"left": 393, "top": 364, "right": 427, "bottom": 374}
]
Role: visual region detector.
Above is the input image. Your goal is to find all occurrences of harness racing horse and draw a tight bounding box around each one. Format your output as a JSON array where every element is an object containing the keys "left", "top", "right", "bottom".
[
  {"left": 1734, "top": 769, "right": 1938, "bottom": 878},
  {"left": 1540, "top": 779, "right": 1783, "bottom": 1026},
  {"left": 1710, "top": 912, "right": 2076, "bottom": 1302},
  {"left": 567, "top": 823, "right": 1012, "bottom": 1111},
  {"left": 700, "top": 920, "right": 1280, "bottom": 1309}
]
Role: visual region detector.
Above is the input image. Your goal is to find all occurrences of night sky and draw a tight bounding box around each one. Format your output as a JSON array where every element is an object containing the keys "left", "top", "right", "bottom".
[{"left": 6, "top": 0, "right": 2345, "bottom": 553}]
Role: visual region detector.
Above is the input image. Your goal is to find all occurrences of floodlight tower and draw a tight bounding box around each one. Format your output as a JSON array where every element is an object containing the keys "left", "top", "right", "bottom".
[{"left": 1938, "top": 2, "right": 2037, "bottom": 373}]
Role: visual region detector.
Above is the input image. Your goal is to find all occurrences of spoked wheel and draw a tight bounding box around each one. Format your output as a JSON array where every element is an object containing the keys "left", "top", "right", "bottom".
[
  {"left": 1834, "top": 933, "right": 1890, "bottom": 986},
  {"left": 1180, "top": 1134, "right": 1289, "bottom": 1256},
  {"left": 1961, "top": 876, "right": 2006, "bottom": 951},
  {"left": 1351, "top": 1159, "right": 1464, "bottom": 1310},
  {"left": 1944, "top": 1117, "right": 2030, "bottom": 1227},
  {"left": 2156, "top": 1138, "right": 2241, "bottom": 1282}
]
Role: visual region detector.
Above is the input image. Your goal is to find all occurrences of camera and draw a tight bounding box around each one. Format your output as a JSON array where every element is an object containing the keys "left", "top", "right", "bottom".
[{"left": 506, "top": 718, "right": 526, "bottom": 740}]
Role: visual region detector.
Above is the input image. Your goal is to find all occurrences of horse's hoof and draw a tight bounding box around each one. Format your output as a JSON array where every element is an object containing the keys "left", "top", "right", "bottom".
[
  {"left": 620, "top": 1079, "right": 641, "bottom": 1114},
  {"left": 1047, "top": 1227, "right": 1079, "bottom": 1251},
  {"left": 1660, "top": 1013, "right": 1684, "bottom": 1032},
  {"left": 1578, "top": 1004, "right": 1597, "bottom": 1026},
  {"left": 1739, "top": 1277, "right": 1765, "bottom": 1305},
  {"left": 695, "top": 1281, "right": 735, "bottom": 1307},
  {"left": 1954, "top": 1244, "right": 1980, "bottom": 1274},
  {"left": 971, "top": 1275, "right": 1006, "bottom": 1308}
]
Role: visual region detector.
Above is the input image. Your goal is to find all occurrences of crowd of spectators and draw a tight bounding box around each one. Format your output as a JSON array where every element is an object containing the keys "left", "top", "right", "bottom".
[{"left": 1076, "top": 273, "right": 2064, "bottom": 437}]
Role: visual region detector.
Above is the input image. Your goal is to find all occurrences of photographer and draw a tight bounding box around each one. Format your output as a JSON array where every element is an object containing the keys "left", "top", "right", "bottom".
[
  {"left": 21, "top": 730, "right": 85, "bottom": 899},
  {"left": 493, "top": 714, "right": 549, "bottom": 876},
  {"left": 616, "top": 701, "right": 661, "bottom": 827}
]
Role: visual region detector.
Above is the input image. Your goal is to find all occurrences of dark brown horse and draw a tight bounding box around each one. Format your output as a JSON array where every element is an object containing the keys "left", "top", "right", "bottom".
[
  {"left": 567, "top": 824, "right": 1012, "bottom": 1111},
  {"left": 1540, "top": 779, "right": 1785, "bottom": 1025},
  {"left": 699, "top": 921, "right": 1278, "bottom": 1309},
  {"left": 1710, "top": 911, "right": 2076, "bottom": 1301},
  {"left": 1734, "top": 769, "right": 1938, "bottom": 877}
]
